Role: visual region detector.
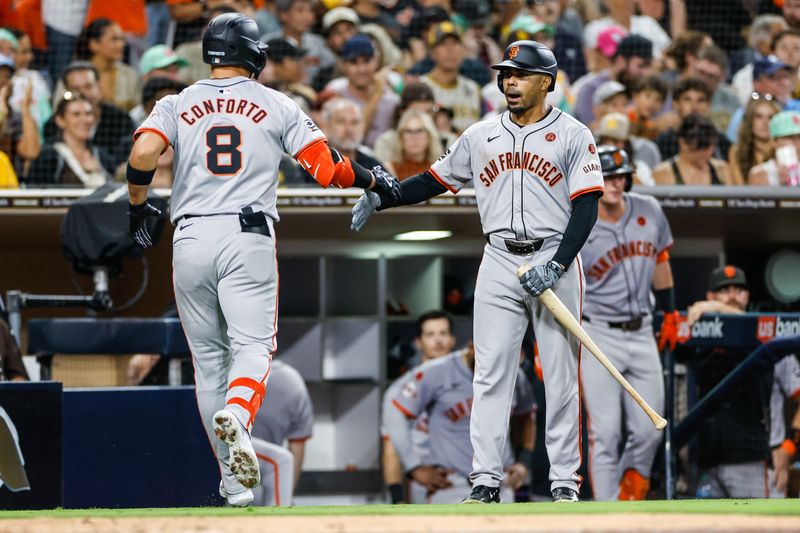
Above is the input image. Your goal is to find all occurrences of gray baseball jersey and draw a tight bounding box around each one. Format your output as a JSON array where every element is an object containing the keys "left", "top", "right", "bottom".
[
  {"left": 580, "top": 192, "right": 671, "bottom": 499},
  {"left": 427, "top": 108, "right": 602, "bottom": 494},
  {"left": 770, "top": 355, "right": 800, "bottom": 448},
  {"left": 252, "top": 360, "right": 314, "bottom": 445},
  {"left": 381, "top": 369, "right": 430, "bottom": 465},
  {"left": 136, "top": 75, "right": 325, "bottom": 223},
  {"left": 389, "top": 350, "right": 535, "bottom": 479},
  {"left": 581, "top": 192, "right": 673, "bottom": 322}
]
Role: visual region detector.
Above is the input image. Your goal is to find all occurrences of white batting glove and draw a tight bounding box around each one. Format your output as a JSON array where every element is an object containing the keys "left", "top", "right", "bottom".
[{"left": 350, "top": 191, "right": 381, "bottom": 232}]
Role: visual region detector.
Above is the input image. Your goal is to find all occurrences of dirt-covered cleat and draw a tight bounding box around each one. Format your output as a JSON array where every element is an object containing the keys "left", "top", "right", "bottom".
[{"left": 212, "top": 409, "right": 260, "bottom": 489}]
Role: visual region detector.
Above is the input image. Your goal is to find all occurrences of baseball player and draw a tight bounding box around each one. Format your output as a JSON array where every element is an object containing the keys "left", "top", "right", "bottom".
[
  {"left": 384, "top": 344, "right": 536, "bottom": 504},
  {"left": 250, "top": 359, "right": 313, "bottom": 506},
  {"left": 381, "top": 310, "right": 456, "bottom": 504},
  {"left": 124, "top": 13, "right": 399, "bottom": 507},
  {"left": 352, "top": 40, "right": 604, "bottom": 502},
  {"left": 579, "top": 146, "right": 676, "bottom": 501},
  {"left": 769, "top": 355, "right": 800, "bottom": 498}
]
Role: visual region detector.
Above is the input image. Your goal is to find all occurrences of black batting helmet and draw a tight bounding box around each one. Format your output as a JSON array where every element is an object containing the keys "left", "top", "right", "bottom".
[
  {"left": 492, "top": 40, "right": 557, "bottom": 93},
  {"left": 202, "top": 13, "right": 267, "bottom": 77},
  {"left": 597, "top": 145, "right": 635, "bottom": 192}
]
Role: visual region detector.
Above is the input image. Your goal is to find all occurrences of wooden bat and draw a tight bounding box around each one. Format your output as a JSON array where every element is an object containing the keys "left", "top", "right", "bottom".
[{"left": 517, "top": 265, "right": 667, "bottom": 431}]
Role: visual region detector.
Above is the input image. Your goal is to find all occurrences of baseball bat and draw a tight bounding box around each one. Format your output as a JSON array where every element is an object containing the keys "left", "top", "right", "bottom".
[{"left": 517, "top": 265, "right": 667, "bottom": 431}]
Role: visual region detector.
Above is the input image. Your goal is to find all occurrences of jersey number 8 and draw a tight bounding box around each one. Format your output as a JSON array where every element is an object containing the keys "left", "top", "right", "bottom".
[{"left": 206, "top": 125, "right": 242, "bottom": 175}]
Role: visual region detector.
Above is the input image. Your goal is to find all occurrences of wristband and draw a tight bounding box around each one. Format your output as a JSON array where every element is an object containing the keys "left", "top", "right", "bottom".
[
  {"left": 388, "top": 483, "right": 404, "bottom": 504},
  {"left": 126, "top": 162, "right": 156, "bottom": 185},
  {"left": 352, "top": 160, "right": 373, "bottom": 189}
]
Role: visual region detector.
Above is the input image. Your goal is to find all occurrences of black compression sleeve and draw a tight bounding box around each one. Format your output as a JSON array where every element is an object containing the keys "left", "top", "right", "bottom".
[
  {"left": 551, "top": 191, "right": 601, "bottom": 270},
  {"left": 351, "top": 159, "right": 373, "bottom": 189},
  {"left": 376, "top": 171, "right": 448, "bottom": 210},
  {"left": 655, "top": 287, "right": 676, "bottom": 312}
]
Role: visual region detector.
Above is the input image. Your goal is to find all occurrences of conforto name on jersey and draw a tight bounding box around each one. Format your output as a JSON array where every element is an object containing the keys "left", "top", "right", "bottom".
[{"left": 180, "top": 98, "right": 267, "bottom": 125}]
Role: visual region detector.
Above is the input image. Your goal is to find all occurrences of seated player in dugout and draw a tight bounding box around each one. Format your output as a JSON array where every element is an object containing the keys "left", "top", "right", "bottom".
[{"left": 381, "top": 310, "right": 457, "bottom": 504}]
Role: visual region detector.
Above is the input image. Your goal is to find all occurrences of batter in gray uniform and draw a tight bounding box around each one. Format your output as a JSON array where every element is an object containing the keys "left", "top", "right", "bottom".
[
  {"left": 352, "top": 41, "right": 604, "bottom": 503},
  {"left": 385, "top": 345, "right": 536, "bottom": 504},
  {"left": 125, "top": 13, "right": 398, "bottom": 507},
  {"left": 580, "top": 146, "right": 675, "bottom": 501}
]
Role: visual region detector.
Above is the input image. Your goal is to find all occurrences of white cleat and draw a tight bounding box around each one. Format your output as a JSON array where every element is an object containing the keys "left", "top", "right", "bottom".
[
  {"left": 212, "top": 409, "right": 261, "bottom": 489},
  {"left": 219, "top": 482, "right": 254, "bottom": 507}
]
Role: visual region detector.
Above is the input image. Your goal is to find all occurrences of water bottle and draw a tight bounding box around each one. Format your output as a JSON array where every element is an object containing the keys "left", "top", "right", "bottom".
[
  {"left": 695, "top": 474, "right": 713, "bottom": 498},
  {"left": 776, "top": 145, "right": 800, "bottom": 186}
]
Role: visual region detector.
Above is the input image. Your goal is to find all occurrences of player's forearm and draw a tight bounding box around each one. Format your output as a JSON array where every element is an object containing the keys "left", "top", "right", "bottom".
[
  {"left": 653, "top": 261, "right": 675, "bottom": 311},
  {"left": 288, "top": 441, "right": 305, "bottom": 488},
  {"left": 382, "top": 440, "right": 404, "bottom": 485},
  {"left": 377, "top": 171, "right": 448, "bottom": 210},
  {"left": 16, "top": 110, "right": 41, "bottom": 160},
  {"left": 384, "top": 407, "right": 423, "bottom": 472},
  {"left": 128, "top": 183, "right": 149, "bottom": 206},
  {"left": 551, "top": 192, "right": 600, "bottom": 269}
]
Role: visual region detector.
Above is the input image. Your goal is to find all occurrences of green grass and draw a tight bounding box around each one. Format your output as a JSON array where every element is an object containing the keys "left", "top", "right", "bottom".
[{"left": 1, "top": 499, "right": 799, "bottom": 519}]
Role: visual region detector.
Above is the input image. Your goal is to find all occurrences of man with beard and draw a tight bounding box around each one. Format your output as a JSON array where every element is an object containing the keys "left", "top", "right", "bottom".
[
  {"left": 320, "top": 97, "right": 387, "bottom": 173},
  {"left": 351, "top": 40, "right": 604, "bottom": 503},
  {"left": 575, "top": 34, "right": 653, "bottom": 126}
]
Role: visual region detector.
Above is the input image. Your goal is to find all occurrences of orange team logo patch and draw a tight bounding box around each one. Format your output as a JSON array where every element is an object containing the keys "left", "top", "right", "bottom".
[
  {"left": 589, "top": 144, "right": 596, "bottom": 154},
  {"left": 546, "top": 132, "right": 556, "bottom": 141},
  {"left": 612, "top": 151, "right": 623, "bottom": 165},
  {"left": 724, "top": 265, "right": 737, "bottom": 278},
  {"left": 509, "top": 46, "right": 519, "bottom": 59},
  {"left": 637, "top": 216, "right": 646, "bottom": 226}
]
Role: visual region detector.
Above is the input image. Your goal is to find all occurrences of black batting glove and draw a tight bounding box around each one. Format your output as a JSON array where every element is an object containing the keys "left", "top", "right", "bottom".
[
  {"left": 128, "top": 201, "right": 162, "bottom": 249},
  {"left": 370, "top": 165, "right": 401, "bottom": 204}
]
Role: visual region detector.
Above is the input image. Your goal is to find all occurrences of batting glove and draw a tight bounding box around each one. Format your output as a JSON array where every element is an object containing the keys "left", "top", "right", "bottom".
[
  {"left": 520, "top": 260, "right": 565, "bottom": 297},
  {"left": 350, "top": 191, "right": 381, "bottom": 232},
  {"left": 658, "top": 310, "right": 680, "bottom": 351},
  {"left": 128, "top": 201, "right": 162, "bottom": 248},
  {"left": 370, "top": 165, "right": 401, "bottom": 203}
]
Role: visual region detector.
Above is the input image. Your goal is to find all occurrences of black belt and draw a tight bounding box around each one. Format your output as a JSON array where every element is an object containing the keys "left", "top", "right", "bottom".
[
  {"left": 583, "top": 315, "right": 644, "bottom": 332},
  {"left": 486, "top": 234, "right": 544, "bottom": 256},
  {"left": 179, "top": 209, "right": 271, "bottom": 237}
]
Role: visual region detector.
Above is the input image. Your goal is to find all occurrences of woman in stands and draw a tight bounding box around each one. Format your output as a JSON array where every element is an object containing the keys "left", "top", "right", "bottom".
[
  {"left": 729, "top": 96, "right": 780, "bottom": 184},
  {"left": 25, "top": 93, "right": 115, "bottom": 187},
  {"left": 384, "top": 108, "right": 441, "bottom": 181}
]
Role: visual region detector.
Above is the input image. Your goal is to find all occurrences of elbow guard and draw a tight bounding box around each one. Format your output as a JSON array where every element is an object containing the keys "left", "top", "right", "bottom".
[{"left": 294, "top": 139, "right": 360, "bottom": 188}]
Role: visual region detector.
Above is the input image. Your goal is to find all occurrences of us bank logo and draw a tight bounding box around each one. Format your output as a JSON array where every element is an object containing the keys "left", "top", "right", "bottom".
[
  {"left": 676, "top": 316, "right": 724, "bottom": 343},
  {"left": 757, "top": 316, "right": 800, "bottom": 343}
]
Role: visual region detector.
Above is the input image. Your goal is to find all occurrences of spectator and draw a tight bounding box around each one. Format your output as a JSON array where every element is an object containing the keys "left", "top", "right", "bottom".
[
  {"left": 726, "top": 55, "right": 800, "bottom": 143},
  {"left": 454, "top": 0, "right": 503, "bottom": 74},
  {"left": 783, "top": 0, "right": 800, "bottom": 31},
  {"left": 627, "top": 75, "right": 669, "bottom": 140},
  {"left": 261, "top": 0, "right": 336, "bottom": 88},
  {"left": 42, "top": 0, "right": 89, "bottom": 87},
  {"left": 73, "top": 18, "right": 141, "bottom": 112},
  {"left": 320, "top": 97, "right": 387, "bottom": 175},
  {"left": 26, "top": 92, "right": 115, "bottom": 187},
  {"left": 571, "top": 25, "right": 626, "bottom": 106},
  {"left": 139, "top": 45, "right": 189, "bottom": 83},
  {"left": 44, "top": 61, "right": 135, "bottom": 168},
  {"left": 576, "top": 34, "right": 653, "bottom": 126},
  {"left": 384, "top": 109, "right": 440, "bottom": 181},
  {"left": 360, "top": 26, "right": 404, "bottom": 92},
  {"left": 349, "top": 0, "right": 403, "bottom": 42},
  {"left": 655, "top": 77, "right": 731, "bottom": 161},
  {"left": 653, "top": 113, "right": 736, "bottom": 185},
  {"left": 583, "top": 0, "right": 671, "bottom": 59},
  {"left": 404, "top": 6, "right": 451, "bottom": 66},
  {"left": 420, "top": 22, "right": 482, "bottom": 134},
  {"left": 685, "top": 265, "right": 799, "bottom": 499},
  {"left": 313, "top": 7, "right": 360, "bottom": 91},
  {"left": 591, "top": 80, "right": 629, "bottom": 128},
  {"left": 8, "top": 29, "right": 52, "bottom": 137},
  {"left": 0, "top": 317, "right": 28, "bottom": 381},
  {"left": 690, "top": 45, "right": 740, "bottom": 134},
  {"left": 594, "top": 112, "right": 660, "bottom": 185},
  {"left": 0, "top": 55, "right": 40, "bottom": 176},
  {"left": 662, "top": 30, "right": 712, "bottom": 85},
  {"left": 84, "top": 0, "right": 148, "bottom": 66},
  {"left": 526, "top": 0, "right": 587, "bottom": 83},
  {"left": 264, "top": 38, "right": 316, "bottom": 113},
  {"left": 373, "top": 81, "right": 456, "bottom": 163},
  {"left": 0, "top": 28, "right": 16, "bottom": 59},
  {"left": 166, "top": 0, "right": 215, "bottom": 48},
  {"left": 773, "top": 30, "right": 800, "bottom": 97},
  {"left": 732, "top": 16, "right": 790, "bottom": 106},
  {"left": 749, "top": 110, "right": 800, "bottom": 186},
  {"left": 324, "top": 34, "right": 399, "bottom": 148},
  {"left": 729, "top": 97, "right": 780, "bottom": 185}
]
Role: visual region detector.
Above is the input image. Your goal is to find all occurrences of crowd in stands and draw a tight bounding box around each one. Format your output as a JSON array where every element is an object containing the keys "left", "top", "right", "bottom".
[{"left": 2, "top": 0, "right": 800, "bottom": 189}]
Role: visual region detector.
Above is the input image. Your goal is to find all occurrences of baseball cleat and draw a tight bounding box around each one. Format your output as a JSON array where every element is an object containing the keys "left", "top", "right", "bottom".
[
  {"left": 213, "top": 409, "right": 261, "bottom": 489},
  {"left": 218, "top": 481, "right": 254, "bottom": 507},
  {"left": 551, "top": 487, "right": 579, "bottom": 502},
  {"left": 461, "top": 485, "right": 500, "bottom": 504}
]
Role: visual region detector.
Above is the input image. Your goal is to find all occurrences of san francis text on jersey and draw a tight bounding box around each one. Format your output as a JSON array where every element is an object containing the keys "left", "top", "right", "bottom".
[
  {"left": 479, "top": 151, "right": 565, "bottom": 188},
  {"left": 179, "top": 97, "right": 268, "bottom": 125}
]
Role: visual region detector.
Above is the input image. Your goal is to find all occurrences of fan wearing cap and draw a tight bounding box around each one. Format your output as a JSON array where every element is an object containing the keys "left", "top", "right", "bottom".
[
  {"left": 420, "top": 22, "right": 483, "bottom": 134},
  {"left": 726, "top": 55, "right": 800, "bottom": 143},
  {"left": 749, "top": 110, "right": 800, "bottom": 186},
  {"left": 685, "top": 265, "right": 800, "bottom": 499},
  {"left": 263, "top": 38, "right": 316, "bottom": 113},
  {"left": 322, "top": 34, "right": 399, "bottom": 148},
  {"left": 453, "top": 0, "right": 503, "bottom": 75},
  {"left": 594, "top": 112, "right": 658, "bottom": 185},
  {"left": 575, "top": 34, "right": 653, "bottom": 126},
  {"left": 261, "top": 0, "right": 336, "bottom": 86},
  {"left": 572, "top": 25, "right": 626, "bottom": 103},
  {"left": 653, "top": 113, "right": 736, "bottom": 185},
  {"left": 590, "top": 80, "right": 628, "bottom": 130},
  {"left": 128, "top": 45, "right": 189, "bottom": 125},
  {"left": 582, "top": 0, "right": 671, "bottom": 60},
  {"left": 526, "top": 0, "right": 587, "bottom": 84}
]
